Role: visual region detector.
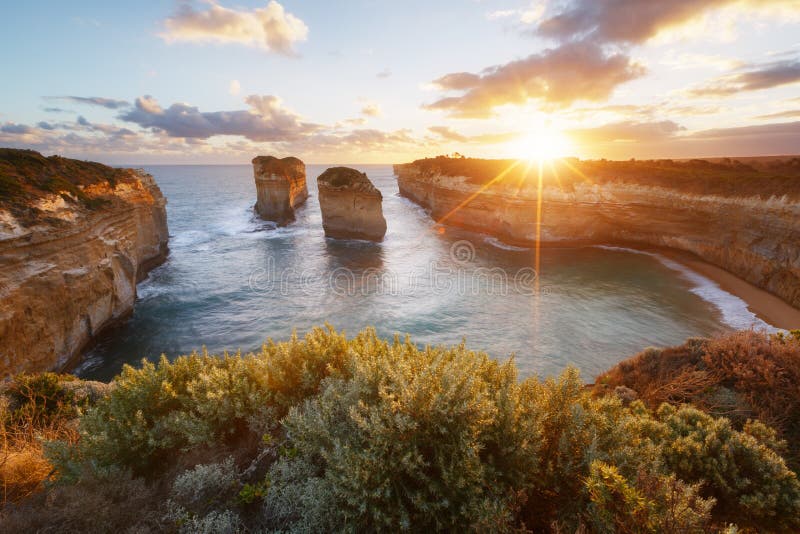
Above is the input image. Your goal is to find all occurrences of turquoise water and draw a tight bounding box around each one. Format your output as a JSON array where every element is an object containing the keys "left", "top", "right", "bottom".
[{"left": 76, "top": 165, "right": 768, "bottom": 381}]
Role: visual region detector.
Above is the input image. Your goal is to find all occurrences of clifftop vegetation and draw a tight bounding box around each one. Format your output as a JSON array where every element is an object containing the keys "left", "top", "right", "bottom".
[
  {"left": 400, "top": 155, "right": 800, "bottom": 199},
  {"left": 0, "top": 149, "right": 140, "bottom": 221},
  {"left": 2, "top": 327, "right": 799, "bottom": 532}
]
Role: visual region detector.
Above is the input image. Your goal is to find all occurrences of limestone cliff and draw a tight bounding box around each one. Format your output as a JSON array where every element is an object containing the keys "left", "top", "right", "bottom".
[
  {"left": 395, "top": 157, "right": 800, "bottom": 309},
  {"left": 0, "top": 149, "right": 169, "bottom": 376},
  {"left": 252, "top": 156, "right": 308, "bottom": 224},
  {"left": 317, "top": 167, "right": 387, "bottom": 241}
]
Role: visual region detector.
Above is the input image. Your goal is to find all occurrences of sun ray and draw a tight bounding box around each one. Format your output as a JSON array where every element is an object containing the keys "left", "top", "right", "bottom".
[{"left": 434, "top": 159, "right": 523, "bottom": 226}]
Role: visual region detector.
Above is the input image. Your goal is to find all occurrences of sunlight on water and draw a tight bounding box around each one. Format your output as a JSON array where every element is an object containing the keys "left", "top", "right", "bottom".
[{"left": 76, "top": 165, "right": 764, "bottom": 381}]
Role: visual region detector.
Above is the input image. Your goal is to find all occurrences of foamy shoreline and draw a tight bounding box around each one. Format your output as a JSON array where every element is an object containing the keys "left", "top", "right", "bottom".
[{"left": 650, "top": 247, "right": 800, "bottom": 331}]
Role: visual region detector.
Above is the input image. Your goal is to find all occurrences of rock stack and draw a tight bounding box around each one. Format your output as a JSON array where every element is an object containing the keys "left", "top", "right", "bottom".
[
  {"left": 252, "top": 156, "right": 308, "bottom": 225},
  {"left": 317, "top": 167, "right": 387, "bottom": 241}
]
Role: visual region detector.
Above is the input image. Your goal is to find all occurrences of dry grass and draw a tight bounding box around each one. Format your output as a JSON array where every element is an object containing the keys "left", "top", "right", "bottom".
[
  {"left": 595, "top": 330, "right": 800, "bottom": 466},
  {"left": 0, "top": 374, "right": 82, "bottom": 506}
]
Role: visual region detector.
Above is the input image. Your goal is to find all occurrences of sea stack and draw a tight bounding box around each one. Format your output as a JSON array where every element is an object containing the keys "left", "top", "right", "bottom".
[
  {"left": 317, "top": 167, "right": 387, "bottom": 241},
  {"left": 252, "top": 155, "right": 308, "bottom": 225}
]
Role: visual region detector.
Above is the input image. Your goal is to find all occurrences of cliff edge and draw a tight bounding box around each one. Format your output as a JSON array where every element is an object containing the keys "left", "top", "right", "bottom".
[
  {"left": 395, "top": 156, "right": 800, "bottom": 311},
  {"left": 0, "top": 149, "right": 169, "bottom": 376}
]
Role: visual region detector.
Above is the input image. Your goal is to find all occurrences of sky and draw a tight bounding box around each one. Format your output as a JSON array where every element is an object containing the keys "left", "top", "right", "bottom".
[{"left": 1, "top": 0, "right": 799, "bottom": 164}]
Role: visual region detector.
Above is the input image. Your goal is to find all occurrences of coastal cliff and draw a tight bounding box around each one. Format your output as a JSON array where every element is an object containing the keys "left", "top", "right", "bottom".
[
  {"left": 317, "top": 167, "right": 387, "bottom": 241},
  {"left": 0, "top": 149, "right": 168, "bottom": 376},
  {"left": 252, "top": 155, "right": 308, "bottom": 224},
  {"left": 395, "top": 157, "right": 800, "bottom": 309}
]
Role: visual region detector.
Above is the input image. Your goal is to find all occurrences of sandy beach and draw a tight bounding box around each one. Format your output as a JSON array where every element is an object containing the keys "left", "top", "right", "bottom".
[{"left": 657, "top": 248, "right": 800, "bottom": 331}]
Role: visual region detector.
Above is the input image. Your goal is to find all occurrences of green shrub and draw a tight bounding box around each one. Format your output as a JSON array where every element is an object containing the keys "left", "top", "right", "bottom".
[
  {"left": 584, "top": 462, "right": 714, "bottom": 533},
  {"left": 655, "top": 404, "right": 800, "bottom": 530},
  {"left": 265, "top": 335, "right": 538, "bottom": 532},
  {"left": 31, "top": 327, "right": 800, "bottom": 532},
  {"left": 58, "top": 353, "right": 271, "bottom": 475},
  {"left": 49, "top": 325, "right": 355, "bottom": 477}
]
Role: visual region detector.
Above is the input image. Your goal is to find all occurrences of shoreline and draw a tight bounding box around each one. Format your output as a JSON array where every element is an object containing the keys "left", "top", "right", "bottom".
[{"left": 651, "top": 247, "right": 800, "bottom": 331}]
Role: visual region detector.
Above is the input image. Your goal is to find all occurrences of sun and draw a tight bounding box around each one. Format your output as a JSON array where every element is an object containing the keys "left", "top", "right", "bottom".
[{"left": 508, "top": 127, "right": 573, "bottom": 162}]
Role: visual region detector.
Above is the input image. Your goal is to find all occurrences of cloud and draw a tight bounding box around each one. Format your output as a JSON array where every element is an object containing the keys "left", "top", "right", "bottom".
[
  {"left": 0, "top": 123, "right": 35, "bottom": 134},
  {"left": 118, "top": 94, "right": 319, "bottom": 141},
  {"left": 487, "top": 3, "right": 545, "bottom": 24},
  {"left": 426, "top": 0, "right": 797, "bottom": 120},
  {"left": 569, "top": 120, "right": 685, "bottom": 144},
  {"left": 45, "top": 96, "right": 130, "bottom": 109},
  {"left": 160, "top": 1, "right": 308, "bottom": 56},
  {"left": 424, "top": 39, "right": 645, "bottom": 118},
  {"left": 376, "top": 68, "right": 392, "bottom": 79},
  {"left": 690, "top": 120, "right": 800, "bottom": 141},
  {"left": 336, "top": 117, "right": 368, "bottom": 127},
  {"left": 427, "top": 126, "right": 518, "bottom": 145},
  {"left": 689, "top": 57, "right": 800, "bottom": 97},
  {"left": 229, "top": 79, "right": 241, "bottom": 96},
  {"left": 42, "top": 107, "right": 72, "bottom": 114},
  {"left": 532, "top": 0, "right": 799, "bottom": 45},
  {"left": 569, "top": 118, "right": 800, "bottom": 158},
  {"left": 755, "top": 109, "right": 800, "bottom": 120},
  {"left": 428, "top": 126, "right": 467, "bottom": 143},
  {"left": 360, "top": 102, "right": 383, "bottom": 117}
]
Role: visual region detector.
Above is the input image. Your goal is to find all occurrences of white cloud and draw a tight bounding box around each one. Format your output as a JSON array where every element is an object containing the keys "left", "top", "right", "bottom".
[
  {"left": 229, "top": 79, "right": 241, "bottom": 96},
  {"left": 360, "top": 102, "right": 383, "bottom": 118},
  {"left": 160, "top": 1, "right": 308, "bottom": 56}
]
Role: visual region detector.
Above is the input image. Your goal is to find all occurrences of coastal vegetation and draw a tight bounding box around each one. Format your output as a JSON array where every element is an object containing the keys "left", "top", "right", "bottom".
[
  {"left": 2, "top": 327, "right": 799, "bottom": 532},
  {"left": 404, "top": 155, "right": 800, "bottom": 199},
  {"left": 0, "top": 149, "right": 133, "bottom": 219}
]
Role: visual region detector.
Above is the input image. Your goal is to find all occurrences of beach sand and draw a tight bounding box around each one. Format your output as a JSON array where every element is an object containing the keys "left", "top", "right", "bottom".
[{"left": 656, "top": 248, "right": 800, "bottom": 330}]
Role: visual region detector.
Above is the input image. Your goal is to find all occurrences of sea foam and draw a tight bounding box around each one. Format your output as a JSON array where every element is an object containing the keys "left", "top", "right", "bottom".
[{"left": 593, "top": 245, "right": 775, "bottom": 332}]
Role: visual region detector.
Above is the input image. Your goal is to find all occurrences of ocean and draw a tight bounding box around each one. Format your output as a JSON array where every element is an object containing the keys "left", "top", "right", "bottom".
[{"left": 76, "top": 164, "right": 770, "bottom": 381}]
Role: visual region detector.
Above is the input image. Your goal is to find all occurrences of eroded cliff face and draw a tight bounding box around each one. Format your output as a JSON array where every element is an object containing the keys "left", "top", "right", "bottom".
[
  {"left": 395, "top": 163, "right": 800, "bottom": 309},
  {"left": 0, "top": 151, "right": 168, "bottom": 376},
  {"left": 318, "top": 167, "right": 387, "bottom": 241},
  {"left": 253, "top": 156, "right": 308, "bottom": 224}
]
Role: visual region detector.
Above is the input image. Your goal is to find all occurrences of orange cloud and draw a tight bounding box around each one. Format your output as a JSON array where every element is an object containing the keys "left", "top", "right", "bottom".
[{"left": 425, "top": 40, "right": 644, "bottom": 118}]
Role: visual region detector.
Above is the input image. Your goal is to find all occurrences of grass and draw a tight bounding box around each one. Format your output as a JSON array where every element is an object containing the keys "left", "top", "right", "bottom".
[
  {"left": 0, "top": 373, "right": 83, "bottom": 505},
  {"left": 0, "top": 148, "right": 133, "bottom": 215}
]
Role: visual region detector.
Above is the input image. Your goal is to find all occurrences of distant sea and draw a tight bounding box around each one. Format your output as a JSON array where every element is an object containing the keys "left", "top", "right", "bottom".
[{"left": 76, "top": 165, "right": 770, "bottom": 381}]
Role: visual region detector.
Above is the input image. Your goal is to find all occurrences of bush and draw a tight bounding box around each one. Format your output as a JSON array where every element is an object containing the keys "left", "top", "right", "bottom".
[
  {"left": 595, "top": 330, "right": 800, "bottom": 468},
  {"left": 53, "top": 325, "right": 354, "bottom": 476},
  {"left": 10, "top": 327, "right": 797, "bottom": 532},
  {"left": 264, "top": 334, "right": 536, "bottom": 531},
  {"left": 656, "top": 404, "right": 800, "bottom": 530},
  {"left": 584, "top": 462, "right": 714, "bottom": 533},
  {"left": 0, "top": 373, "right": 88, "bottom": 505},
  {"left": 2, "top": 373, "right": 83, "bottom": 428}
]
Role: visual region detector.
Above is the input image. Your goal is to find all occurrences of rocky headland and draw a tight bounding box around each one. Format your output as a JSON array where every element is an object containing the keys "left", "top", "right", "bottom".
[
  {"left": 395, "top": 156, "right": 800, "bottom": 313},
  {"left": 317, "top": 167, "right": 387, "bottom": 241},
  {"left": 0, "top": 149, "right": 169, "bottom": 376},
  {"left": 252, "top": 155, "right": 308, "bottom": 224}
]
